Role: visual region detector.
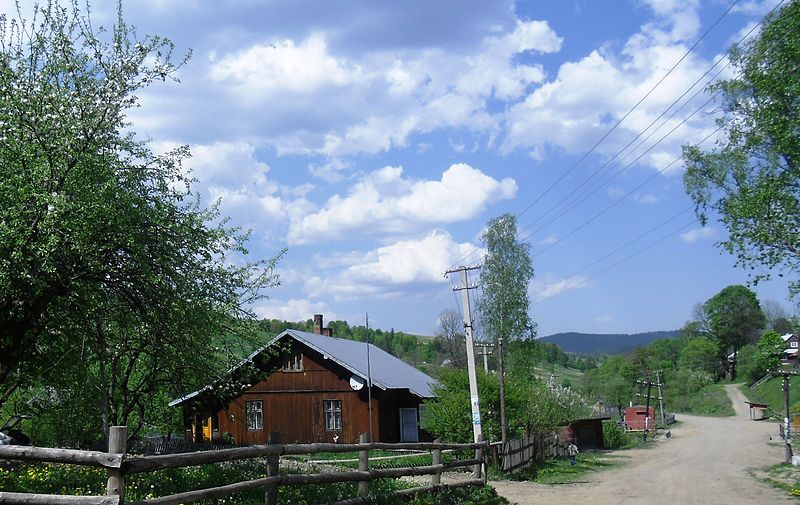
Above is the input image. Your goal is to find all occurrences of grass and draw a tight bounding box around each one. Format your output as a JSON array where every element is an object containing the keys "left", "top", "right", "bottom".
[
  {"left": 751, "top": 463, "right": 800, "bottom": 498},
  {"left": 531, "top": 363, "right": 585, "bottom": 387},
  {"left": 670, "top": 382, "right": 735, "bottom": 417},
  {"left": 743, "top": 375, "right": 800, "bottom": 417},
  {"left": 500, "top": 453, "right": 625, "bottom": 484},
  {"left": 290, "top": 449, "right": 452, "bottom": 470}
]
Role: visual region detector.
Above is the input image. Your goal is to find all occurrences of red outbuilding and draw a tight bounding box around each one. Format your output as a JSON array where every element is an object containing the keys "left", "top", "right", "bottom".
[{"left": 623, "top": 405, "right": 655, "bottom": 432}]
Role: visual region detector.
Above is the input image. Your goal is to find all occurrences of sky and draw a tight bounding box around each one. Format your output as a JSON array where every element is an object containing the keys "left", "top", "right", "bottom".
[{"left": 4, "top": 0, "right": 794, "bottom": 337}]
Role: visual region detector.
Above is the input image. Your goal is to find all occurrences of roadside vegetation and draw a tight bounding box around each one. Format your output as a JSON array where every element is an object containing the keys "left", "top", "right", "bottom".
[
  {"left": 751, "top": 463, "right": 800, "bottom": 499},
  {"left": 585, "top": 284, "right": 795, "bottom": 419},
  {"left": 740, "top": 376, "right": 800, "bottom": 418},
  {"left": 0, "top": 461, "right": 507, "bottom": 505}
]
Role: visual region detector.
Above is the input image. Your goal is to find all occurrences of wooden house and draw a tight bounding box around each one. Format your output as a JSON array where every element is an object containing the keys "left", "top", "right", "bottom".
[
  {"left": 623, "top": 405, "right": 654, "bottom": 432},
  {"left": 782, "top": 334, "right": 799, "bottom": 366},
  {"left": 169, "top": 315, "right": 436, "bottom": 445}
]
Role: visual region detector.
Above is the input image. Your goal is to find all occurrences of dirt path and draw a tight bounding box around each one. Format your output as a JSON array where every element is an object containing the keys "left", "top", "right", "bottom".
[{"left": 488, "top": 384, "right": 793, "bottom": 504}]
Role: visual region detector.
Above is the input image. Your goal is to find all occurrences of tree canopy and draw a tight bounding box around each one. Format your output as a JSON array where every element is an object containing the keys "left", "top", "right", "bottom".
[
  {"left": 0, "top": 1, "right": 282, "bottom": 441},
  {"left": 683, "top": 2, "right": 800, "bottom": 296},
  {"left": 476, "top": 213, "right": 534, "bottom": 344}
]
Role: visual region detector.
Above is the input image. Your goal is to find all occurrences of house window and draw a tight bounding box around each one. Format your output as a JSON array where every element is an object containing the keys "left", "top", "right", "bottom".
[
  {"left": 283, "top": 351, "right": 303, "bottom": 372},
  {"left": 324, "top": 400, "right": 342, "bottom": 431},
  {"left": 246, "top": 400, "right": 263, "bottom": 431},
  {"left": 791, "top": 341, "right": 798, "bottom": 348}
]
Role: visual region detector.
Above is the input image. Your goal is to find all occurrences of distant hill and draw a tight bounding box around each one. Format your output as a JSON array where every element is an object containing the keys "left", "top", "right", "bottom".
[{"left": 538, "top": 330, "right": 682, "bottom": 355}]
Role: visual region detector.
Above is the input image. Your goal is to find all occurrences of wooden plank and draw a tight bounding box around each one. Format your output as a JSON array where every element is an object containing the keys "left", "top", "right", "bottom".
[
  {"left": 128, "top": 460, "right": 482, "bottom": 505},
  {"left": 0, "top": 492, "right": 119, "bottom": 505},
  {"left": 126, "top": 476, "right": 279, "bottom": 505},
  {"left": 125, "top": 442, "right": 488, "bottom": 474},
  {"left": 0, "top": 446, "right": 122, "bottom": 469}
]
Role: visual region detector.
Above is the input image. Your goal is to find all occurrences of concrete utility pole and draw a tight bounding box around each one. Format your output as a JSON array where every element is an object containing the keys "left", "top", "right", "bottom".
[
  {"left": 655, "top": 370, "right": 666, "bottom": 426},
  {"left": 771, "top": 370, "right": 798, "bottom": 464},
  {"left": 445, "top": 265, "right": 483, "bottom": 444},
  {"left": 636, "top": 378, "right": 661, "bottom": 442},
  {"left": 475, "top": 342, "right": 494, "bottom": 373}
]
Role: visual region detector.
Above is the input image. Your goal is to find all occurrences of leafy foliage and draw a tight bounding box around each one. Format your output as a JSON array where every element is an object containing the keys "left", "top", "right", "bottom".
[
  {"left": 683, "top": 1, "right": 800, "bottom": 297},
  {"left": 0, "top": 1, "right": 283, "bottom": 443},
  {"left": 477, "top": 213, "right": 535, "bottom": 345}
]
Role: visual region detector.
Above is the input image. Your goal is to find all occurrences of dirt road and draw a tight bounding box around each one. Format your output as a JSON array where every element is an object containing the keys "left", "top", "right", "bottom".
[{"left": 490, "top": 385, "right": 793, "bottom": 504}]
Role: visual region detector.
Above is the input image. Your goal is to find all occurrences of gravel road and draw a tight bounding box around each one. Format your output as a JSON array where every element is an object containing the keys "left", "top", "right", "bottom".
[{"left": 489, "top": 384, "right": 794, "bottom": 504}]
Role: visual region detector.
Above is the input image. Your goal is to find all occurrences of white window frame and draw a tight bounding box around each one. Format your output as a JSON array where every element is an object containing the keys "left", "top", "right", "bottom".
[
  {"left": 324, "top": 399, "right": 342, "bottom": 431},
  {"left": 246, "top": 400, "right": 263, "bottom": 431},
  {"left": 791, "top": 341, "right": 798, "bottom": 348}
]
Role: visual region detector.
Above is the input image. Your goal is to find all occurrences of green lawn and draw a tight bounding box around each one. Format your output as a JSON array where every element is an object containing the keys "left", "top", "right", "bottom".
[
  {"left": 499, "top": 453, "right": 626, "bottom": 484},
  {"left": 670, "top": 382, "right": 735, "bottom": 417},
  {"left": 742, "top": 375, "right": 800, "bottom": 417}
]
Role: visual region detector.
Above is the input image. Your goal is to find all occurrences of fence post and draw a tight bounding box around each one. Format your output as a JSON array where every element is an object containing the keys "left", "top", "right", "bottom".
[
  {"left": 472, "top": 434, "right": 484, "bottom": 481},
  {"left": 107, "top": 426, "right": 127, "bottom": 504},
  {"left": 358, "top": 432, "right": 370, "bottom": 498},
  {"left": 431, "top": 438, "right": 441, "bottom": 486},
  {"left": 265, "top": 432, "right": 281, "bottom": 505}
]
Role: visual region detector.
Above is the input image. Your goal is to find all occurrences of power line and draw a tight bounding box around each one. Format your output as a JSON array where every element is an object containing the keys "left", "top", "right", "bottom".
[
  {"left": 447, "top": 0, "right": 752, "bottom": 271},
  {"left": 523, "top": 93, "right": 717, "bottom": 246},
  {"left": 533, "top": 218, "right": 696, "bottom": 304},
  {"left": 514, "top": 0, "right": 744, "bottom": 223},
  {"left": 518, "top": 8, "right": 783, "bottom": 237},
  {"left": 531, "top": 117, "right": 727, "bottom": 257}
]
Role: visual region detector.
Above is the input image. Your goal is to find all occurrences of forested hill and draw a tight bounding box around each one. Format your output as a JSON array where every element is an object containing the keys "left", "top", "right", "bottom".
[{"left": 538, "top": 330, "right": 682, "bottom": 355}]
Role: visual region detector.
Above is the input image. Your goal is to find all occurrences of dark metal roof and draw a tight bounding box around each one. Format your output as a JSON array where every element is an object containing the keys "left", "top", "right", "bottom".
[{"left": 169, "top": 329, "right": 437, "bottom": 407}]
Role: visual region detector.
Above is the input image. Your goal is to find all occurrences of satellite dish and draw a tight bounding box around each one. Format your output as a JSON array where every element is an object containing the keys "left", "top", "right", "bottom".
[{"left": 349, "top": 375, "right": 366, "bottom": 391}]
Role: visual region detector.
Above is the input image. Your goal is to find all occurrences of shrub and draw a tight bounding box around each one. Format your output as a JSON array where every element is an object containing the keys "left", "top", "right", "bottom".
[{"left": 602, "top": 421, "right": 625, "bottom": 449}]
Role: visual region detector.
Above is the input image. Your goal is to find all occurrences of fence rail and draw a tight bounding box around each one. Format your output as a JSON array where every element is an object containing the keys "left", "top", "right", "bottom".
[{"left": 0, "top": 427, "right": 488, "bottom": 505}]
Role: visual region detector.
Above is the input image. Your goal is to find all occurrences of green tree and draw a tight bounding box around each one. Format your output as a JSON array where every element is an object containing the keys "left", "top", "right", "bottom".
[
  {"left": 679, "top": 336, "right": 721, "bottom": 376},
  {"left": 700, "top": 285, "right": 766, "bottom": 379},
  {"left": 421, "top": 368, "right": 527, "bottom": 443},
  {"left": 753, "top": 330, "right": 786, "bottom": 379},
  {"left": 683, "top": 2, "right": 800, "bottom": 297},
  {"left": 476, "top": 213, "right": 534, "bottom": 443},
  {"left": 0, "top": 1, "right": 283, "bottom": 440}
]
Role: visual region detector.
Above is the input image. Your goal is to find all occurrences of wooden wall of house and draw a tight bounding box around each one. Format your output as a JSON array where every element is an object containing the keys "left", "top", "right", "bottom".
[{"left": 208, "top": 339, "right": 384, "bottom": 444}]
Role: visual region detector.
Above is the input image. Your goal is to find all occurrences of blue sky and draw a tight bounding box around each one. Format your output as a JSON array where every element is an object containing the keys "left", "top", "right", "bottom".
[{"left": 6, "top": 0, "right": 794, "bottom": 336}]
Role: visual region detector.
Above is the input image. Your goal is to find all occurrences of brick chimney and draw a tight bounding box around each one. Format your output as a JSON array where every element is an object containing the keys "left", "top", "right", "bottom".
[{"left": 313, "top": 314, "right": 323, "bottom": 334}]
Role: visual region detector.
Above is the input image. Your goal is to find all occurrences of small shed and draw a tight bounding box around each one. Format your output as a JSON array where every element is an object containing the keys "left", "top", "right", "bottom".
[
  {"left": 744, "top": 401, "right": 769, "bottom": 420},
  {"left": 569, "top": 417, "right": 611, "bottom": 449},
  {"left": 624, "top": 405, "right": 654, "bottom": 432}
]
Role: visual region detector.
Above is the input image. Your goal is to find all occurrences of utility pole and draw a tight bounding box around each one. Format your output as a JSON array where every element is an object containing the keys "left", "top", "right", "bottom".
[
  {"left": 475, "top": 342, "right": 494, "bottom": 373},
  {"left": 365, "top": 313, "right": 373, "bottom": 442},
  {"left": 445, "top": 265, "right": 483, "bottom": 445},
  {"left": 635, "top": 378, "right": 661, "bottom": 442},
  {"left": 771, "top": 370, "right": 798, "bottom": 464},
  {"left": 655, "top": 370, "right": 666, "bottom": 426}
]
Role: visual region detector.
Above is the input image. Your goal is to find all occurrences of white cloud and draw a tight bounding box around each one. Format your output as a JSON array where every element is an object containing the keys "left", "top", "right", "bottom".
[
  {"left": 210, "top": 35, "right": 352, "bottom": 99},
  {"left": 501, "top": 1, "right": 714, "bottom": 174},
  {"left": 634, "top": 193, "right": 659, "bottom": 204},
  {"left": 304, "top": 230, "right": 481, "bottom": 301},
  {"left": 681, "top": 226, "right": 717, "bottom": 243},
  {"left": 138, "top": 17, "right": 561, "bottom": 157},
  {"left": 289, "top": 163, "right": 517, "bottom": 245},
  {"left": 532, "top": 275, "right": 589, "bottom": 302},
  {"left": 254, "top": 298, "right": 334, "bottom": 322},
  {"left": 594, "top": 314, "right": 614, "bottom": 323}
]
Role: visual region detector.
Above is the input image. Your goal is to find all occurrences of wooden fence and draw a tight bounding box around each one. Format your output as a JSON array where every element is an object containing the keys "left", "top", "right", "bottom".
[
  {"left": 490, "top": 433, "right": 548, "bottom": 474},
  {"left": 0, "top": 427, "right": 488, "bottom": 505}
]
